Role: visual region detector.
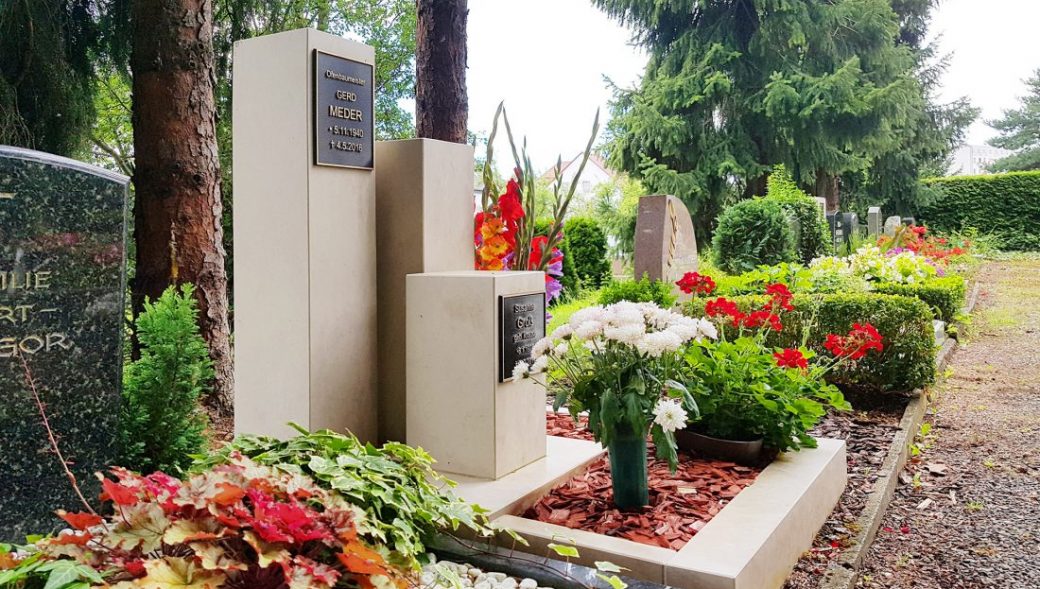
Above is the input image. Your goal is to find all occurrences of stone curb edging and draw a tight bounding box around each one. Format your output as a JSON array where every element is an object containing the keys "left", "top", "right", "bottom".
[{"left": 817, "top": 278, "right": 980, "bottom": 589}]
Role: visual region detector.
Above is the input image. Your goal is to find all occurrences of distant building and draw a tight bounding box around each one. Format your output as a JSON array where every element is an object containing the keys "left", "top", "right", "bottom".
[
  {"left": 539, "top": 153, "right": 618, "bottom": 213},
  {"left": 948, "top": 144, "right": 1013, "bottom": 176}
]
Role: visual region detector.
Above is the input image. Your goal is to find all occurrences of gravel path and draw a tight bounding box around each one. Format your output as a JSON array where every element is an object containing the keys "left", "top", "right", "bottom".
[{"left": 855, "top": 259, "right": 1040, "bottom": 588}]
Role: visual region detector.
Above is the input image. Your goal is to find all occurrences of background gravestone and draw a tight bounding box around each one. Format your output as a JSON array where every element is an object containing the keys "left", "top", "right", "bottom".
[
  {"left": 884, "top": 215, "right": 902, "bottom": 236},
  {"left": 867, "top": 206, "right": 882, "bottom": 238},
  {"left": 633, "top": 195, "right": 697, "bottom": 287},
  {"left": 0, "top": 146, "right": 128, "bottom": 541}
]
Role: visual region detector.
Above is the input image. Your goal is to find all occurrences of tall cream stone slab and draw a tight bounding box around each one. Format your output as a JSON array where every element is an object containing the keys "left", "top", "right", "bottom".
[
  {"left": 375, "top": 139, "right": 474, "bottom": 443},
  {"left": 406, "top": 271, "right": 546, "bottom": 479},
  {"left": 233, "top": 28, "right": 378, "bottom": 440}
]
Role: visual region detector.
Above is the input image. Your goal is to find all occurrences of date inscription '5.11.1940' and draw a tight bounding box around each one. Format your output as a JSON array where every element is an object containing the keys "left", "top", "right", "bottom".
[
  {"left": 314, "top": 50, "right": 374, "bottom": 169},
  {"left": 499, "top": 293, "right": 546, "bottom": 383}
]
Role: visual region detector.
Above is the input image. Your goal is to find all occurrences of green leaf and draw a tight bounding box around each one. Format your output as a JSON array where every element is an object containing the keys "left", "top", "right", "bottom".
[
  {"left": 597, "top": 573, "right": 629, "bottom": 589},
  {"left": 547, "top": 543, "right": 580, "bottom": 558},
  {"left": 594, "top": 561, "right": 628, "bottom": 573}
]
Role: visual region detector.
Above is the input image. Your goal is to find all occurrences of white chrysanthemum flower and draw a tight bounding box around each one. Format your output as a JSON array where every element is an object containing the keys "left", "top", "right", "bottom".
[
  {"left": 636, "top": 330, "right": 683, "bottom": 357},
  {"left": 512, "top": 361, "right": 529, "bottom": 381},
  {"left": 553, "top": 343, "right": 569, "bottom": 356},
  {"left": 551, "top": 324, "right": 573, "bottom": 340},
  {"left": 609, "top": 303, "right": 645, "bottom": 328},
  {"left": 530, "top": 355, "right": 550, "bottom": 374},
  {"left": 569, "top": 307, "right": 606, "bottom": 328},
  {"left": 531, "top": 337, "right": 552, "bottom": 359},
  {"left": 697, "top": 318, "right": 719, "bottom": 340},
  {"left": 653, "top": 398, "right": 688, "bottom": 433},
  {"left": 604, "top": 322, "right": 645, "bottom": 345},
  {"left": 574, "top": 320, "right": 604, "bottom": 340}
]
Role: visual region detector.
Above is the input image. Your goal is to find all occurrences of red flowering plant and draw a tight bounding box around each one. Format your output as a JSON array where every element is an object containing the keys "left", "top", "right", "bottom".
[
  {"left": 877, "top": 224, "right": 971, "bottom": 265},
  {"left": 673, "top": 283, "right": 879, "bottom": 453},
  {"left": 0, "top": 454, "right": 409, "bottom": 589},
  {"left": 474, "top": 102, "right": 599, "bottom": 304}
]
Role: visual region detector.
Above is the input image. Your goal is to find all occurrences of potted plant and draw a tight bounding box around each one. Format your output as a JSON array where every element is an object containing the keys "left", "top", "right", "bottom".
[
  {"left": 514, "top": 301, "right": 717, "bottom": 509},
  {"left": 675, "top": 273, "right": 882, "bottom": 463}
]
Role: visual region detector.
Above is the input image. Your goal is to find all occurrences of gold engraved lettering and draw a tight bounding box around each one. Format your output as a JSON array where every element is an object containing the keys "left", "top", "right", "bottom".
[
  {"left": 0, "top": 337, "right": 14, "bottom": 358},
  {"left": 0, "top": 305, "right": 33, "bottom": 325},
  {"left": 0, "top": 192, "right": 14, "bottom": 200},
  {"left": 0, "top": 270, "right": 53, "bottom": 291},
  {"left": 0, "top": 332, "right": 74, "bottom": 358},
  {"left": 335, "top": 90, "right": 358, "bottom": 102}
]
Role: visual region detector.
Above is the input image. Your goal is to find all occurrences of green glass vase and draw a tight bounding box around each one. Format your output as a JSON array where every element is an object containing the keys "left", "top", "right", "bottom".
[{"left": 607, "top": 424, "right": 650, "bottom": 509}]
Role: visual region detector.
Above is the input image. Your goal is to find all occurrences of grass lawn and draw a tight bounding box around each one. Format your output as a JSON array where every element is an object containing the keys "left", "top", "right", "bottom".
[{"left": 548, "top": 289, "right": 601, "bottom": 333}]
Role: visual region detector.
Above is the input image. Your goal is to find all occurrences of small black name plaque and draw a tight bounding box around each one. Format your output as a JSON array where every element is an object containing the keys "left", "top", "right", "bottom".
[
  {"left": 314, "top": 50, "right": 374, "bottom": 169},
  {"left": 499, "top": 293, "right": 546, "bottom": 383}
]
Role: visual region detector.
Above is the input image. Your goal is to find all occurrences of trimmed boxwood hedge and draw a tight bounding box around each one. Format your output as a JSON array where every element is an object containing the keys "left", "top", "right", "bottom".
[
  {"left": 599, "top": 276, "right": 677, "bottom": 307},
  {"left": 874, "top": 275, "right": 967, "bottom": 323},
  {"left": 920, "top": 171, "right": 1040, "bottom": 250},
  {"left": 685, "top": 293, "right": 936, "bottom": 393}
]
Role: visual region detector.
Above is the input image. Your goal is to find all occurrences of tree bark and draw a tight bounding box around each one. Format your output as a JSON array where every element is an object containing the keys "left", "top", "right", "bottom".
[
  {"left": 815, "top": 169, "right": 840, "bottom": 213},
  {"left": 130, "top": 0, "right": 233, "bottom": 416},
  {"left": 416, "top": 0, "right": 468, "bottom": 143}
]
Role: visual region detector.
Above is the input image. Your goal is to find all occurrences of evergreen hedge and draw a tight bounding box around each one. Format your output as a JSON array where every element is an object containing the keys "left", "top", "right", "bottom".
[
  {"left": 874, "top": 275, "right": 967, "bottom": 323},
  {"left": 767, "top": 166, "right": 831, "bottom": 263},
  {"left": 711, "top": 199, "right": 797, "bottom": 273},
  {"left": 564, "top": 216, "right": 612, "bottom": 288},
  {"left": 920, "top": 171, "right": 1040, "bottom": 250},
  {"left": 685, "top": 293, "right": 936, "bottom": 393}
]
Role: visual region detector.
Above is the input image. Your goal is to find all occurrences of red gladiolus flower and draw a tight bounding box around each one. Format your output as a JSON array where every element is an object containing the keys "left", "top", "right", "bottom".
[
  {"left": 676, "top": 272, "right": 716, "bottom": 295},
  {"left": 774, "top": 348, "right": 808, "bottom": 370}
]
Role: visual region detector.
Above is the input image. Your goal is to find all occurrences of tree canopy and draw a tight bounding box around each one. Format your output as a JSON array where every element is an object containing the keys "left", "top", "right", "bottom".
[
  {"left": 988, "top": 68, "right": 1040, "bottom": 172},
  {"left": 596, "top": 0, "right": 974, "bottom": 224}
]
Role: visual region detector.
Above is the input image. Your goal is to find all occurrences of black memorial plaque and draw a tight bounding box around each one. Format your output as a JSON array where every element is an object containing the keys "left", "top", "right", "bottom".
[
  {"left": 314, "top": 50, "right": 375, "bottom": 169},
  {"left": 0, "top": 146, "right": 128, "bottom": 541},
  {"left": 499, "top": 293, "right": 546, "bottom": 383}
]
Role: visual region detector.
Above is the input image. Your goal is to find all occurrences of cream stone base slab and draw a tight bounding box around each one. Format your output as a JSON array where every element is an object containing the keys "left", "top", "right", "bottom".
[
  {"left": 487, "top": 438, "right": 846, "bottom": 589},
  {"left": 450, "top": 436, "right": 605, "bottom": 520}
]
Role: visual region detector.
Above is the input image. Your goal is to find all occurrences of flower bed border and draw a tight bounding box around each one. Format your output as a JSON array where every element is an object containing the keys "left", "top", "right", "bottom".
[{"left": 489, "top": 438, "right": 845, "bottom": 589}]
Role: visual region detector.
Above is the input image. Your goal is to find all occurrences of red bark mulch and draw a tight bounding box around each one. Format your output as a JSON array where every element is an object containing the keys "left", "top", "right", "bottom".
[{"left": 529, "top": 412, "right": 762, "bottom": 551}]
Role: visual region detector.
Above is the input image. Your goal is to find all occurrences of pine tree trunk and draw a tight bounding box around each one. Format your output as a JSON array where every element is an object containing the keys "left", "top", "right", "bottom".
[
  {"left": 416, "top": 0, "right": 468, "bottom": 143},
  {"left": 130, "top": 0, "right": 233, "bottom": 416},
  {"left": 815, "top": 169, "right": 840, "bottom": 213}
]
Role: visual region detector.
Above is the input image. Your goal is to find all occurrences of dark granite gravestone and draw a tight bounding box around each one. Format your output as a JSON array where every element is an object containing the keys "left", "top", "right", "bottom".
[
  {"left": 633, "top": 195, "right": 697, "bottom": 290},
  {"left": 0, "top": 146, "right": 128, "bottom": 541}
]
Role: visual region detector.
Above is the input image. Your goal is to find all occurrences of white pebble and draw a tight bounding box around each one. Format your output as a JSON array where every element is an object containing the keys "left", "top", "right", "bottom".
[
  {"left": 468, "top": 568, "right": 483, "bottom": 579},
  {"left": 485, "top": 573, "right": 507, "bottom": 583},
  {"left": 519, "top": 580, "right": 537, "bottom": 589},
  {"left": 498, "top": 578, "right": 518, "bottom": 589},
  {"left": 420, "top": 572, "right": 436, "bottom": 586},
  {"left": 474, "top": 582, "right": 492, "bottom": 589}
]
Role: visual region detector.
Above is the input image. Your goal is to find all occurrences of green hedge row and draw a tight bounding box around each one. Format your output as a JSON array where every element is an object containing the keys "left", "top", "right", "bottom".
[
  {"left": 920, "top": 171, "right": 1040, "bottom": 250},
  {"left": 685, "top": 293, "right": 936, "bottom": 393},
  {"left": 874, "top": 275, "right": 966, "bottom": 323},
  {"left": 565, "top": 216, "right": 612, "bottom": 288}
]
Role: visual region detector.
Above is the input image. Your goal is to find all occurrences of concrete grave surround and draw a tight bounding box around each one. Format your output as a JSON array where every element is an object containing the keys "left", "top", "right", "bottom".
[
  {"left": 633, "top": 195, "right": 697, "bottom": 287},
  {"left": 375, "top": 139, "right": 474, "bottom": 443},
  {"left": 867, "top": 206, "right": 882, "bottom": 237},
  {"left": 406, "top": 271, "right": 547, "bottom": 479},
  {"left": 453, "top": 438, "right": 846, "bottom": 589},
  {"left": 233, "top": 29, "right": 378, "bottom": 440},
  {"left": 0, "top": 147, "right": 128, "bottom": 541}
]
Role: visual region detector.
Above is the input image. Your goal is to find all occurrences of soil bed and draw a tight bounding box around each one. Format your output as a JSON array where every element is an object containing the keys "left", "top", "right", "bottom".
[
  {"left": 530, "top": 412, "right": 762, "bottom": 551},
  {"left": 783, "top": 391, "right": 910, "bottom": 588}
]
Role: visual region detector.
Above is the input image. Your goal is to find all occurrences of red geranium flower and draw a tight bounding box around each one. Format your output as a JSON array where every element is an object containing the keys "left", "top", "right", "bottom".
[
  {"left": 705, "top": 297, "right": 745, "bottom": 326},
  {"left": 774, "top": 348, "right": 808, "bottom": 369},
  {"left": 676, "top": 272, "right": 717, "bottom": 295},
  {"left": 824, "top": 323, "right": 884, "bottom": 360},
  {"left": 743, "top": 310, "right": 782, "bottom": 331},
  {"left": 765, "top": 283, "right": 795, "bottom": 311}
]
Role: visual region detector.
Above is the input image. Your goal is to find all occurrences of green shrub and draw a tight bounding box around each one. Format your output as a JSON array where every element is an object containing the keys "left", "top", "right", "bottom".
[
  {"left": 766, "top": 165, "right": 831, "bottom": 263},
  {"left": 712, "top": 198, "right": 797, "bottom": 274},
  {"left": 565, "top": 216, "right": 612, "bottom": 288},
  {"left": 535, "top": 217, "right": 577, "bottom": 302},
  {"left": 874, "top": 275, "right": 967, "bottom": 323},
  {"left": 685, "top": 293, "right": 936, "bottom": 393},
  {"left": 598, "top": 276, "right": 677, "bottom": 307},
  {"left": 119, "top": 284, "right": 211, "bottom": 474},
  {"left": 920, "top": 171, "right": 1040, "bottom": 250}
]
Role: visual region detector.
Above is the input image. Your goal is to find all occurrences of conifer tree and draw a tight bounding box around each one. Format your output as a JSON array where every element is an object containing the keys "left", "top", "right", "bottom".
[{"left": 988, "top": 69, "right": 1040, "bottom": 172}]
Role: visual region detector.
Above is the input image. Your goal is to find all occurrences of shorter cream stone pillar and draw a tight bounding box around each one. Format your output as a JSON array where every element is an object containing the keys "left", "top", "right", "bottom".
[{"left": 406, "top": 271, "right": 547, "bottom": 479}]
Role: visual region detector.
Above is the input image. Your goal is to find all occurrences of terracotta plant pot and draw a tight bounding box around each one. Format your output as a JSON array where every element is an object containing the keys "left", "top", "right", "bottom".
[
  {"left": 606, "top": 424, "right": 650, "bottom": 509},
  {"left": 675, "top": 428, "right": 764, "bottom": 466}
]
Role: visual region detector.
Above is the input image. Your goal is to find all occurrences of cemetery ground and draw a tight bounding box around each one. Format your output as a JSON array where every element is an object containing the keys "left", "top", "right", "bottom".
[{"left": 789, "top": 258, "right": 1040, "bottom": 588}]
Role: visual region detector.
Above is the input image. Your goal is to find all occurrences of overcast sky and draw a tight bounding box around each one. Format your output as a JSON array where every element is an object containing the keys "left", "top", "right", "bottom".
[{"left": 466, "top": 0, "right": 1040, "bottom": 171}]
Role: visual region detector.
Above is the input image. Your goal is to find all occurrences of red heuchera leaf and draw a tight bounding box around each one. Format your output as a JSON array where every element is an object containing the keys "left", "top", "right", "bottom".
[
  {"left": 247, "top": 489, "right": 333, "bottom": 544},
  {"left": 337, "top": 542, "right": 390, "bottom": 577},
  {"left": 293, "top": 555, "right": 341, "bottom": 587},
  {"left": 49, "top": 531, "right": 92, "bottom": 546},
  {"left": 212, "top": 483, "right": 246, "bottom": 506},
  {"left": 124, "top": 560, "right": 147, "bottom": 578},
  {"left": 56, "top": 510, "right": 103, "bottom": 531},
  {"left": 100, "top": 476, "right": 139, "bottom": 506}
]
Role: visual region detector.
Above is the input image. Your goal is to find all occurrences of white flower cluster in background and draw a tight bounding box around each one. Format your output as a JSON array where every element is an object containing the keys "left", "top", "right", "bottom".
[
  {"left": 512, "top": 301, "right": 717, "bottom": 379},
  {"left": 810, "top": 246, "right": 938, "bottom": 285}
]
